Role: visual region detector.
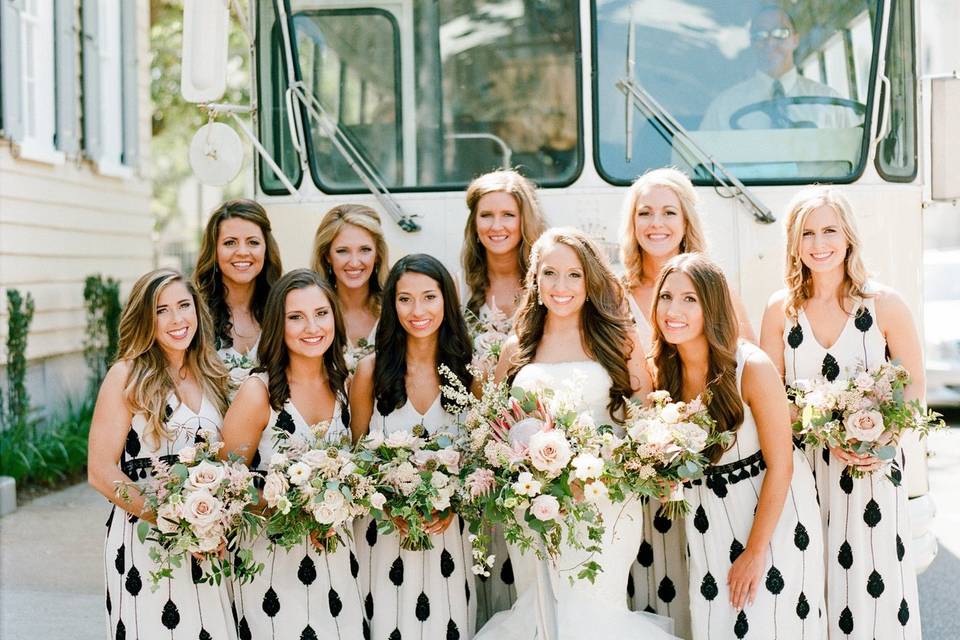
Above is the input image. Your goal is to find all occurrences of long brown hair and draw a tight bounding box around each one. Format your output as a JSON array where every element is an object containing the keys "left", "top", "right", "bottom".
[
  {"left": 117, "top": 269, "right": 230, "bottom": 449},
  {"left": 462, "top": 170, "right": 547, "bottom": 315},
  {"left": 310, "top": 204, "right": 389, "bottom": 316},
  {"left": 193, "top": 199, "right": 283, "bottom": 348},
  {"left": 253, "top": 269, "right": 351, "bottom": 422},
  {"left": 619, "top": 167, "right": 708, "bottom": 289},
  {"left": 783, "top": 186, "right": 871, "bottom": 320},
  {"left": 649, "top": 253, "right": 743, "bottom": 462},
  {"left": 509, "top": 228, "right": 633, "bottom": 422}
]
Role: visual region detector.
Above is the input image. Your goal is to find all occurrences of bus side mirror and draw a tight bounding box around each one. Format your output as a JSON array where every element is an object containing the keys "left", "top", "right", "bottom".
[
  {"left": 930, "top": 75, "right": 960, "bottom": 201},
  {"left": 180, "top": 0, "right": 230, "bottom": 103}
]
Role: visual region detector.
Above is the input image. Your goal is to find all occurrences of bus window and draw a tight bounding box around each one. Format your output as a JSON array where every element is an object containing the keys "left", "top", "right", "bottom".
[
  {"left": 877, "top": 0, "right": 917, "bottom": 181},
  {"left": 292, "top": 9, "right": 402, "bottom": 191},
  {"left": 274, "top": 0, "right": 581, "bottom": 193},
  {"left": 594, "top": 0, "right": 880, "bottom": 185}
]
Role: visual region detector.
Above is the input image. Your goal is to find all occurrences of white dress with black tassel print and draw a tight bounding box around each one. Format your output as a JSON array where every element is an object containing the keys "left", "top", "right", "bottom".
[
  {"left": 783, "top": 291, "right": 921, "bottom": 640},
  {"left": 104, "top": 396, "right": 237, "bottom": 640},
  {"left": 232, "top": 373, "right": 365, "bottom": 640},
  {"left": 685, "top": 343, "right": 826, "bottom": 640}
]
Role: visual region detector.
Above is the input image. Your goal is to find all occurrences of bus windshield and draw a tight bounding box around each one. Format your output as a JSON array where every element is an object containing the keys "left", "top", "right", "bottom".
[
  {"left": 278, "top": 0, "right": 581, "bottom": 193},
  {"left": 593, "top": 0, "right": 881, "bottom": 185}
]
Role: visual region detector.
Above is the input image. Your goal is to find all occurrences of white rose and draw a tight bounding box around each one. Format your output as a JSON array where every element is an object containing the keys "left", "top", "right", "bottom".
[
  {"left": 156, "top": 502, "right": 182, "bottom": 534},
  {"left": 287, "top": 462, "right": 312, "bottom": 486},
  {"left": 660, "top": 403, "right": 682, "bottom": 424},
  {"left": 268, "top": 452, "right": 288, "bottom": 469},
  {"left": 527, "top": 430, "right": 572, "bottom": 477},
  {"left": 386, "top": 430, "right": 421, "bottom": 449},
  {"left": 262, "top": 472, "right": 288, "bottom": 507},
  {"left": 187, "top": 460, "right": 226, "bottom": 491},
  {"left": 369, "top": 492, "right": 387, "bottom": 510},
  {"left": 193, "top": 529, "right": 223, "bottom": 554},
  {"left": 314, "top": 502, "right": 347, "bottom": 526},
  {"left": 302, "top": 449, "right": 342, "bottom": 475},
  {"left": 675, "top": 422, "right": 708, "bottom": 452},
  {"left": 509, "top": 417, "right": 546, "bottom": 448},
  {"left": 571, "top": 453, "right": 604, "bottom": 481},
  {"left": 322, "top": 488, "right": 346, "bottom": 510},
  {"left": 430, "top": 471, "right": 450, "bottom": 489},
  {"left": 845, "top": 410, "right": 885, "bottom": 443},
  {"left": 630, "top": 419, "right": 671, "bottom": 447},
  {"left": 182, "top": 490, "right": 222, "bottom": 529},
  {"left": 577, "top": 413, "right": 596, "bottom": 431},
  {"left": 178, "top": 446, "right": 197, "bottom": 464},
  {"left": 364, "top": 431, "right": 385, "bottom": 449},
  {"left": 434, "top": 448, "right": 461, "bottom": 472},
  {"left": 530, "top": 494, "right": 561, "bottom": 522}
]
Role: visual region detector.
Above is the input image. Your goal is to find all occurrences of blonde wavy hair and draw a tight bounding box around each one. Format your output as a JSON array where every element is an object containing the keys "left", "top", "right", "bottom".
[
  {"left": 619, "top": 167, "right": 708, "bottom": 289},
  {"left": 649, "top": 253, "right": 742, "bottom": 462},
  {"left": 783, "top": 186, "right": 870, "bottom": 320},
  {"left": 510, "top": 227, "right": 634, "bottom": 422},
  {"left": 311, "top": 204, "right": 389, "bottom": 316},
  {"left": 461, "top": 170, "right": 547, "bottom": 315},
  {"left": 117, "top": 269, "right": 230, "bottom": 449}
]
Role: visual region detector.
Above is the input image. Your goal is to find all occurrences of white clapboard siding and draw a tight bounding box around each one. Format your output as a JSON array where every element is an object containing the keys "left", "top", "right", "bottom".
[{"left": 0, "top": 1, "right": 153, "bottom": 367}]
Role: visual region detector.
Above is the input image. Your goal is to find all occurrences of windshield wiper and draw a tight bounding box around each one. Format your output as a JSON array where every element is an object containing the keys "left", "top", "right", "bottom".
[{"left": 616, "top": 11, "right": 774, "bottom": 224}]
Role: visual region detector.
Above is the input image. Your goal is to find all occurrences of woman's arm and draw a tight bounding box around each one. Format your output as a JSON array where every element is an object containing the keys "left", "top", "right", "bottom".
[
  {"left": 876, "top": 288, "right": 925, "bottom": 404},
  {"left": 727, "top": 350, "right": 795, "bottom": 610},
  {"left": 349, "top": 355, "right": 376, "bottom": 444},
  {"left": 758, "top": 290, "right": 788, "bottom": 379},
  {"left": 493, "top": 335, "right": 520, "bottom": 386},
  {"left": 626, "top": 328, "right": 653, "bottom": 399},
  {"left": 87, "top": 361, "right": 154, "bottom": 522},
  {"left": 220, "top": 377, "right": 271, "bottom": 465}
]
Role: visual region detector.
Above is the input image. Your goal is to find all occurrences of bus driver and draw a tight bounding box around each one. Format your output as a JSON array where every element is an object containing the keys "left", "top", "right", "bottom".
[{"left": 699, "top": 5, "right": 861, "bottom": 131}]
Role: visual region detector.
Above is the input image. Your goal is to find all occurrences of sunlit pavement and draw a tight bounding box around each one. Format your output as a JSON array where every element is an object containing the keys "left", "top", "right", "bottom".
[{"left": 1, "top": 427, "right": 958, "bottom": 639}]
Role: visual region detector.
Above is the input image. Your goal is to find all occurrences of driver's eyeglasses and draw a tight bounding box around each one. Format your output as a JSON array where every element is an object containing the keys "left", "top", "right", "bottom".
[{"left": 750, "top": 27, "right": 792, "bottom": 42}]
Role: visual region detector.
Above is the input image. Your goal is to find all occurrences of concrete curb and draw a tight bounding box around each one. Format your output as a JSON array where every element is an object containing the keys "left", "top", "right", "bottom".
[{"left": 0, "top": 476, "right": 15, "bottom": 517}]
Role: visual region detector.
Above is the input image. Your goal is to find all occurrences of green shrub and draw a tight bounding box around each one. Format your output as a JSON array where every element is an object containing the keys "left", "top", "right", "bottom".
[
  {"left": 83, "top": 275, "right": 122, "bottom": 392},
  {"left": 2, "top": 288, "right": 35, "bottom": 432},
  {"left": 0, "top": 395, "right": 94, "bottom": 485}
]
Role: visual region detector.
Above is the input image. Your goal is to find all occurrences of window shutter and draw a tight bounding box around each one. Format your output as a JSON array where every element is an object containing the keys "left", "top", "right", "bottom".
[
  {"left": 120, "top": 1, "right": 137, "bottom": 169},
  {"left": 1, "top": 0, "right": 25, "bottom": 141},
  {"left": 54, "top": 0, "right": 79, "bottom": 154},
  {"left": 81, "top": 0, "right": 101, "bottom": 161}
]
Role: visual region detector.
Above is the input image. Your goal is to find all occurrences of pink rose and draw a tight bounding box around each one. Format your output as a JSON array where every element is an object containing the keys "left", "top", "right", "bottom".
[
  {"left": 530, "top": 495, "right": 560, "bottom": 522},
  {"left": 527, "top": 430, "right": 572, "bottom": 477},
  {"left": 845, "top": 410, "right": 885, "bottom": 443}
]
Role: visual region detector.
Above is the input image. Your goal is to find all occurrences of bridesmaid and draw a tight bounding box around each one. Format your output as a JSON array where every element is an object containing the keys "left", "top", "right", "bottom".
[
  {"left": 651, "top": 254, "right": 825, "bottom": 640},
  {"left": 220, "top": 269, "right": 365, "bottom": 640},
  {"left": 621, "top": 168, "right": 754, "bottom": 637},
  {"left": 759, "top": 187, "right": 922, "bottom": 639},
  {"left": 459, "top": 169, "right": 546, "bottom": 624},
  {"left": 311, "top": 204, "right": 389, "bottom": 373},
  {"left": 88, "top": 269, "right": 235, "bottom": 639},
  {"left": 350, "top": 254, "right": 476, "bottom": 640},
  {"left": 193, "top": 199, "right": 283, "bottom": 382}
]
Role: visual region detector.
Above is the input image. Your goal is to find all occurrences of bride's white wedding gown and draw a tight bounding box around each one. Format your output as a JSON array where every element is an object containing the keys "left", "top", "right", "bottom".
[{"left": 475, "top": 361, "right": 678, "bottom": 640}]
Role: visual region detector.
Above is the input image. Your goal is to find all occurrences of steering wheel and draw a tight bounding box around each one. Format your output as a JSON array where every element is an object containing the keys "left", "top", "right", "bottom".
[{"left": 728, "top": 95, "right": 866, "bottom": 129}]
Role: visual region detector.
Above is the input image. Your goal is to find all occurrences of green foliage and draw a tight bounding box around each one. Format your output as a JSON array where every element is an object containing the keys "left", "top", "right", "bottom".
[
  {"left": 0, "top": 394, "right": 94, "bottom": 486},
  {"left": 2, "top": 288, "right": 35, "bottom": 432},
  {"left": 83, "top": 274, "right": 122, "bottom": 391}
]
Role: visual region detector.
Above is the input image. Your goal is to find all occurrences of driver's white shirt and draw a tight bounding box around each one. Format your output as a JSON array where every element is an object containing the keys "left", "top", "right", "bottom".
[{"left": 699, "top": 68, "right": 861, "bottom": 130}]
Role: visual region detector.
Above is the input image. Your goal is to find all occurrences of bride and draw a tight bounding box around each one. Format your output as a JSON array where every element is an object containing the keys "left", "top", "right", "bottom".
[{"left": 477, "top": 227, "right": 677, "bottom": 639}]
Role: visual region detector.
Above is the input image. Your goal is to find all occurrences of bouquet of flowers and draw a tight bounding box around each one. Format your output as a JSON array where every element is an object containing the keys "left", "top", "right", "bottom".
[
  {"left": 620, "top": 390, "right": 726, "bottom": 519},
  {"left": 464, "top": 305, "right": 512, "bottom": 373},
  {"left": 789, "top": 362, "right": 944, "bottom": 479},
  {"left": 128, "top": 432, "right": 263, "bottom": 589},
  {"left": 453, "top": 372, "right": 626, "bottom": 583},
  {"left": 220, "top": 350, "right": 257, "bottom": 389},
  {"left": 260, "top": 420, "right": 376, "bottom": 552},
  {"left": 353, "top": 423, "right": 464, "bottom": 551},
  {"left": 343, "top": 338, "right": 375, "bottom": 375}
]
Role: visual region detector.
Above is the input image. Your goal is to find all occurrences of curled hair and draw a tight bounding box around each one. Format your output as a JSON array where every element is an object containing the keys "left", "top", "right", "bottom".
[
  {"left": 461, "top": 170, "right": 547, "bottom": 315},
  {"left": 374, "top": 255, "right": 473, "bottom": 416},
  {"left": 619, "top": 167, "right": 708, "bottom": 289},
  {"left": 253, "top": 269, "right": 351, "bottom": 425},
  {"left": 649, "top": 254, "right": 743, "bottom": 462},
  {"left": 783, "top": 186, "right": 871, "bottom": 320},
  {"left": 117, "top": 269, "right": 230, "bottom": 449},
  {"left": 193, "top": 199, "right": 283, "bottom": 348},
  {"left": 311, "top": 204, "right": 389, "bottom": 316},
  {"left": 510, "top": 227, "right": 634, "bottom": 422}
]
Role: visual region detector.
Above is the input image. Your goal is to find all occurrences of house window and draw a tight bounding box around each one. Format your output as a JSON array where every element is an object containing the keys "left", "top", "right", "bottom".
[
  {"left": 95, "top": 0, "right": 124, "bottom": 172},
  {"left": 18, "top": 0, "right": 63, "bottom": 163}
]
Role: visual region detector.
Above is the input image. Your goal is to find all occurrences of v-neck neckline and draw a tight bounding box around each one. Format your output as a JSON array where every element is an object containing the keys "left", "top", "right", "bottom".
[
  {"left": 409, "top": 393, "right": 441, "bottom": 419},
  {"left": 285, "top": 396, "right": 338, "bottom": 432},
  {"left": 799, "top": 307, "right": 855, "bottom": 351}
]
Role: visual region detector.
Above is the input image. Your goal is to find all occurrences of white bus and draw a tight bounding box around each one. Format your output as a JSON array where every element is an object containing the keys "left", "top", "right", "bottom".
[{"left": 183, "top": 0, "right": 960, "bottom": 571}]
